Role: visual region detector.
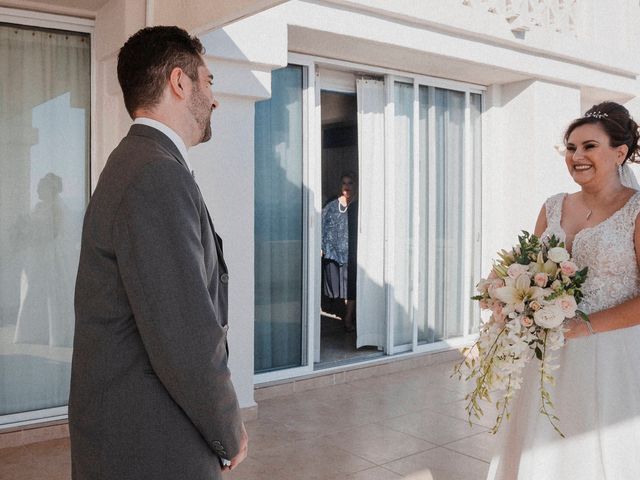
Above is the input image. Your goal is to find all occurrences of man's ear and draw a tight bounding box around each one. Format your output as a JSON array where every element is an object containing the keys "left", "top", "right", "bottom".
[{"left": 169, "top": 67, "right": 187, "bottom": 99}]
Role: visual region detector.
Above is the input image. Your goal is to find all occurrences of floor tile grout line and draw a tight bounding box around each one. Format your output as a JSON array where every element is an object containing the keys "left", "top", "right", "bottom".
[
  {"left": 370, "top": 422, "right": 444, "bottom": 451},
  {"left": 440, "top": 443, "right": 491, "bottom": 465},
  {"left": 295, "top": 423, "right": 440, "bottom": 468},
  {"left": 378, "top": 417, "right": 490, "bottom": 448},
  {"left": 418, "top": 403, "right": 494, "bottom": 429}
]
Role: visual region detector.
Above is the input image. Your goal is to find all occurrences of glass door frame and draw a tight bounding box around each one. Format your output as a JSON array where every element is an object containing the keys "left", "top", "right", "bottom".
[
  {"left": 376, "top": 74, "right": 486, "bottom": 356},
  {"left": 255, "top": 52, "right": 486, "bottom": 384},
  {"left": 253, "top": 56, "right": 317, "bottom": 383},
  {"left": 0, "top": 6, "right": 95, "bottom": 429},
  {"left": 403, "top": 78, "right": 485, "bottom": 355}
]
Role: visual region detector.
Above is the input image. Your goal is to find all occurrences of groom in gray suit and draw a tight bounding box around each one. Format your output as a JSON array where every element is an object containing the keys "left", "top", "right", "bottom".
[{"left": 69, "top": 26, "right": 248, "bottom": 479}]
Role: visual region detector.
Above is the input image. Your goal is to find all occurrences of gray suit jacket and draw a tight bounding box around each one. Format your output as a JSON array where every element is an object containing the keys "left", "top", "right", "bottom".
[{"left": 69, "top": 124, "right": 243, "bottom": 480}]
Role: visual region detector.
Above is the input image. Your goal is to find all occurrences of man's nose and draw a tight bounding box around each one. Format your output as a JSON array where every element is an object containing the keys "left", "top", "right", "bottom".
[{"left": 212, "top": 97, "right": 219, "bottom": 110}]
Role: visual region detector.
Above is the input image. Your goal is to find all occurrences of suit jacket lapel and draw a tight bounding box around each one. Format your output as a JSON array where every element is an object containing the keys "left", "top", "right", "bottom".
[{"left": 204, "top": 206, "right": 228, "bottom": 274}]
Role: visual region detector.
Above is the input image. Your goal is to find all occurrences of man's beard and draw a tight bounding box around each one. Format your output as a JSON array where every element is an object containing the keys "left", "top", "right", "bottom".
[
  {"left": 200, "top": 121, "right": 212, "bottom": 143},
  {"left": 189, "top": 85, "right": 213, "bottom": 144}
]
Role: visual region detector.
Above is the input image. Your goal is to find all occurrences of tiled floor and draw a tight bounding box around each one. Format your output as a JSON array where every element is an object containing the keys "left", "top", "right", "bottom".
[
  {"left": 0, "top": 360, "right": 500, "bottom": 480},
  {"left": 318, "top": 314, "right": 383, "bottom": 367}
]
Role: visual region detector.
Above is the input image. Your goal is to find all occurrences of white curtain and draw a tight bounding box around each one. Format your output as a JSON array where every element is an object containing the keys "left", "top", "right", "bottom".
[
  {"left": 355, "top": 79, "right": 386, "bottom": 349},
  {"left": 435, "top": 89, "right": 466, "bottom": 338},
  {"left": 0, "top": 25, "right": 89, "bottom": 417},
  {"left": 392, "top": 83, "right": 414, "bottom": 347}
]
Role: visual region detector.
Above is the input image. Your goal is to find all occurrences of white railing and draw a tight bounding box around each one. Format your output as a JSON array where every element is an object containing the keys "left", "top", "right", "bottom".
[{"left": 462, "top": 0, "right": 578, "bottom": 35}]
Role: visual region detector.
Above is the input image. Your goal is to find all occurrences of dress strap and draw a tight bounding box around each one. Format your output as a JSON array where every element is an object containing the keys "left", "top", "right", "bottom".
[
  {"left": 544, "top": 193, "right": 566, "bottom": 230},
  {"left": 621, "top": 191, "right": 640, "bottom": 225}
]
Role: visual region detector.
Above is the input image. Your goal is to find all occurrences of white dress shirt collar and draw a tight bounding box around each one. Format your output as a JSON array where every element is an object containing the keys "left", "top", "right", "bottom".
[{"left": 133, "top": 117, "right": 192, "bottom": 172}]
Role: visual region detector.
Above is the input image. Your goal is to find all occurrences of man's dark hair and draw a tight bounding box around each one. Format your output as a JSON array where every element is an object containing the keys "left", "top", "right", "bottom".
[{"left": 117, "top": 26, "right": 205, "bottom": 118}]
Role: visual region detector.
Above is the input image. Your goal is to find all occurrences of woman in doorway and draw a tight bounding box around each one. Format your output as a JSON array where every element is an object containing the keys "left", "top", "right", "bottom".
[{"left": 322, "top": 172, "right": 358, "bottom": 332}]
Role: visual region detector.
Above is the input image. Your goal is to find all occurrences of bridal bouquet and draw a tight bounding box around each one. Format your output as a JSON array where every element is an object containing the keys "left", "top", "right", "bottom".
[{"left": 453, "top": 231, "right": 588, "bottom": 437}]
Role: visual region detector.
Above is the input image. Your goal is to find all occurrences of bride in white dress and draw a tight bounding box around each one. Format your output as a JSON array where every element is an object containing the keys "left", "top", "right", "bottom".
[{"left": 488, "top": 101, "right": 640, "bottom": 479}]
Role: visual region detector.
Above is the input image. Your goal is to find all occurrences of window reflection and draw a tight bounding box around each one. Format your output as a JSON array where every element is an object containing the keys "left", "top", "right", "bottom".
[{"left": 0, "top": 25, "right": 89, "bottom": 419}]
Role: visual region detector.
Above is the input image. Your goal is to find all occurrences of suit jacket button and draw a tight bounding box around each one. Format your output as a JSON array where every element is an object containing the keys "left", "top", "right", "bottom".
[{"left": 220, "top": 273, "right": 229, "bottom": 284}]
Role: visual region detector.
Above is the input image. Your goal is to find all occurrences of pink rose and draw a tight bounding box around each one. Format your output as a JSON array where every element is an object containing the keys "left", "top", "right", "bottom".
[
  {"left": 488, "top": 278, "right": 505, "bottom": 299},
  {"left": 491, "top": 302, "right": 505, "bottom": 324},
  {"left": 488, "top": 269, "right": 499, "bottom": 280},
  {"left": 507, "top": 263, "right": 529, "bottom": 279},
  {"left": 560, "top": 261, "right": 578, "bottom": 277},
  {"left": 522, "top": 316, "right": 534, "bottom": 327},
  {"left": 479, "top": 299, "right": 490, "bottom": 310},
  {"left": 534, "top": 272, "right": 549, "bottom": 288},
  {"left": 555, "top": 295, "right": 578, "bottom": 318}
]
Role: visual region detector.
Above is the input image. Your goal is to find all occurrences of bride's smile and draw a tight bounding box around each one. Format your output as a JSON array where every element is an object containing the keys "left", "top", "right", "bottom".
[{"left": 564, "top": 122, "right": 628, "bottom": 188}]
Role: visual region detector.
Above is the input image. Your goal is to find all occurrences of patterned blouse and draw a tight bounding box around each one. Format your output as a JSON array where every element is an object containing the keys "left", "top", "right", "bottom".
[{"left": 322, "top": 198, "right": 349, "bottom": 265}]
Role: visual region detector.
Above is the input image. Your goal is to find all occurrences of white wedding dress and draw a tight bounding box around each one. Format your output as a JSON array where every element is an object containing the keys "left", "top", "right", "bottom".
[{"left": 487, "top": 191, "right": 640, "bottom": 480}]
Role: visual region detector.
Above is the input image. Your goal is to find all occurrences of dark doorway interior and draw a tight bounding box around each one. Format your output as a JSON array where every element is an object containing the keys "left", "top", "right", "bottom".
[{"left": 318, "top": 90, "right": 378, "bottom": 368}]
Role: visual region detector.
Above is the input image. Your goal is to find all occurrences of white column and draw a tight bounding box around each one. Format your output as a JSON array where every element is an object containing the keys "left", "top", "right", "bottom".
[{"left": 191, "top": 15, "right": 288, "bottom": 409}]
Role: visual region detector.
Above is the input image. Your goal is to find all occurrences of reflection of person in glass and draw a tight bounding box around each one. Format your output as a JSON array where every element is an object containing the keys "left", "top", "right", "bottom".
[
  {"left": 13, "top": 172, "right": 77, "bottom": 347},
  {"left": 322, "top": 172, "right": 358, "bottom": 332}
]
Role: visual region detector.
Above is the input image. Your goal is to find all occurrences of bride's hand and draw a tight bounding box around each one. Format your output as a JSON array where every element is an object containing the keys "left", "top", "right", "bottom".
[{"left": 563, "top": 317, "right": 592, "bottom": 340}]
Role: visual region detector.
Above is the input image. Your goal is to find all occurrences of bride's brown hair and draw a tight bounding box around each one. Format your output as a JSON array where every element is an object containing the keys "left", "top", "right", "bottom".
[{"left": 564, "top": 101, "right": 640, "bottom": 164}]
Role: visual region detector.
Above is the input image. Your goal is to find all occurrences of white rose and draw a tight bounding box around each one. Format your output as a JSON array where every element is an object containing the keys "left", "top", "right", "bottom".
[
  {"left": 555, "top": 295, "right": 578, "bottom": 318},
  {"left": 533, "top": 304, "right": 565, "bottom": 329},
  {"left": 547, "top": 247, "right": 570, "bottom": 264},
  {"left": 476, "top": 279, "right": 490, "bottom": 294}
]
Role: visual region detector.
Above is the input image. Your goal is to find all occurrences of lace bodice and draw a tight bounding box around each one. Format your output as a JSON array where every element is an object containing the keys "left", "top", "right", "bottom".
[{"left": 543, "top": 192, "right": 640, "bottom": 314}]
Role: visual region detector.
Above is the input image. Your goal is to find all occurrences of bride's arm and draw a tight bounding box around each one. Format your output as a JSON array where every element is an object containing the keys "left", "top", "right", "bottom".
[
  {"left": 565, "top": 212, "right": 640, "bottom": 339},
  {"left": 533, "top": 204, "right": 547, "bottom": 237}
]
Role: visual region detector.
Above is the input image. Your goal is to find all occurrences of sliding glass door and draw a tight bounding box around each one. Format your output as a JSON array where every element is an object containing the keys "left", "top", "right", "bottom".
[
  {"left": 415, "top": 84, "right": 482, "bottom": 348},
  {"left": 0, "top": 23, "right": 90, "bottom": 425},
  {"left": 254, "top": 65, "right": 306, "bottom": 374},
  {"left": 254, "top": 59, "right": 483, "bottom": 379}
]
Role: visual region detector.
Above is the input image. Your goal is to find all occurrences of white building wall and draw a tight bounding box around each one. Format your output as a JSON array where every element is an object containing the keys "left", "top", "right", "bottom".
[
  {"left": 482, "top": 80, "right": 581, "bottom": 273},
  {"left": 191, "top": 12, "right": 287, "bottom": 409},
  {"left": 190, "top": 96, "right": 259, "bottom": 410}
]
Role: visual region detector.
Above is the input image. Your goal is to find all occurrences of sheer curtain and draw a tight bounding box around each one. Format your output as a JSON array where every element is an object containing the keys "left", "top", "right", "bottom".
[
  {"left": 355, "top": 79, "right": 386, "bottom": 349},
  {"left": 392, "top": 82, "right": 414, "bottom": 347},
  {"left": 0, "top": 25, "right": 89, "bottom": 419},
  {"left": 435, "top": 88, "right": 466, "bottom": 339},
  {"left": 254, "top": 66, "right": 305, "bottom": 373}
]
